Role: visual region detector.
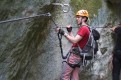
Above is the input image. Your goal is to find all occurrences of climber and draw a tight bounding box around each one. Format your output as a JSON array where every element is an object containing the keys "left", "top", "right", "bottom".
[
  {"left": 56, "top": 10, "right": 90, "bottom": 80},
  {"left": 110, "top": 24, "right": 121, "bottom": 80}
]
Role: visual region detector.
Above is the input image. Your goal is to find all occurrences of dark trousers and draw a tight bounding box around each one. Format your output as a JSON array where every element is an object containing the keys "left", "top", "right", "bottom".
[{"left": 112, "top": 50, "right": 121, "bottom": 80}]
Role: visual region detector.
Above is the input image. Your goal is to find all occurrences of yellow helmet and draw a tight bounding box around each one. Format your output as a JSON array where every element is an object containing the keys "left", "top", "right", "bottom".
[{"left": 76, "top": 10, "right": 89, "bottom": 17}]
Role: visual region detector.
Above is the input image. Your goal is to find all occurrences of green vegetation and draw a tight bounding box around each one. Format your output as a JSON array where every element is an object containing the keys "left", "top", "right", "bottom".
[{"left": 70, "top": 0, "right": 102, "bottom": 19}]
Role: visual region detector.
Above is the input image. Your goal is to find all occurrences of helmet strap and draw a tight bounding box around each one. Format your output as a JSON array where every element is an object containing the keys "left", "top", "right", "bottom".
[
  {"left": 80, "top": 18, "right": 88, "bottom": 26},
  {"left": 78, "top": 18, "right": 82, "bottom": 26}
]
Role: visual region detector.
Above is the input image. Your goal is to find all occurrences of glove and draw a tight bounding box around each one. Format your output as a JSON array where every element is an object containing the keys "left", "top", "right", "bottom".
[
  {"left": 66, "top": 26, "right": 72, "bottom": 32},
  {"left": 58, "top": 29, "right": 65, "bottom": 35}
]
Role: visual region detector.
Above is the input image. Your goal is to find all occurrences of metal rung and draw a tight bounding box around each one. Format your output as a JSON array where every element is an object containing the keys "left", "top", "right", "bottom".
[{"left": 52, "top": 3, "right": 70, "bottom": 13}]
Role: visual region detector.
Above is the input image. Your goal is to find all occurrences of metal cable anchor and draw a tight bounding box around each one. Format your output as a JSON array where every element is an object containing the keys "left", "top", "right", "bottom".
[
  {"left": 52, "top": 3, "right": 70, "bottom": 13},
  {"left": 0, "top": 13, "right": 51, "bottom": 24}
]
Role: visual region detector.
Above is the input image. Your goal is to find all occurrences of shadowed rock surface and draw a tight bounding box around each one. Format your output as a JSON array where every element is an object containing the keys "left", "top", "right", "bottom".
[{"left": 0, "top": 0, "right": 121, "bottom": 80}]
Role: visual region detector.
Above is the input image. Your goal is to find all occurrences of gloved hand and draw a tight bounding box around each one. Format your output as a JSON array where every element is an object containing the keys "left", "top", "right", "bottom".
[
  {"left": 66, "top": 25, "right": 72, "bottom": 32},
  {"left": 58, "top": 29, "right": 65, "bottom": 35}
]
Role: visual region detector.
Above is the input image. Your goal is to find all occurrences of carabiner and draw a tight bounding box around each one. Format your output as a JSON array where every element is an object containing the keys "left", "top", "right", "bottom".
[
  {"left": 52, "top": 3, "right": 70, "bottom": 13},
  {"left": 61, "top": 4, "right": 70, "bottom": 13}
]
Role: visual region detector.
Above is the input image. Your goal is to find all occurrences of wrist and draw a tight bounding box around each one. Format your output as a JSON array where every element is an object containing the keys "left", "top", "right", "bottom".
[
  {"left": 67, "top": 26, "right": 72, "bottom": 32},
  {"left": 64, "top": 33, "right": 68, "bottom": 37},
  {"left": 68, "top": 32, "right": 72, "bottom": 34}
]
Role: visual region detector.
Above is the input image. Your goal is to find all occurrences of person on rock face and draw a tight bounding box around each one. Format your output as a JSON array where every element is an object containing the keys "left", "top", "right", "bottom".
[
  {"left": 56, "top": 10, "right": 90, "bottom": 80},
  {"left": 110, "top": 25, "right": 121, "bottom": 80}
]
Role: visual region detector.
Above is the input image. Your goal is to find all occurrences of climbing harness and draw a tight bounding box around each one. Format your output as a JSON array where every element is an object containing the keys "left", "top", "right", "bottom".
[
  {"left": 0, "top": 2, "right": 102, "bottom": 71},
  {"left": 52, "top": 3, "right": 70, "bottom": 13},
  {"left": 0, "top": 13, "right": 51, "bottom": 24}
]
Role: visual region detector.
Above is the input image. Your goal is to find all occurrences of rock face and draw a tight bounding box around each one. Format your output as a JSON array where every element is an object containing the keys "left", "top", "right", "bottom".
[
  {"left": 105, "top": 0, "right": 121, "bottom": 4},
  {"left": 1, "top": 0, "right": 121, "bottom": 80}
]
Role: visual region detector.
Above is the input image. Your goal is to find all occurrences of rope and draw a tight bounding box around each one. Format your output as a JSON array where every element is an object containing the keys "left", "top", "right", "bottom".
[
  {"left": 50, "top": 17, "right": 67, "bottom": 59},
  {"left": 0, "top": 13, "right": 51, "bottom": 24},
  {"left": 0, "top": 1, "right": 70, "bottom": 59},
  {"left": 50, "top": 2, "right": 71, "bottom": 59},
  {"left": 0, "top": 7, "right": 68, "bottom": 59}
]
